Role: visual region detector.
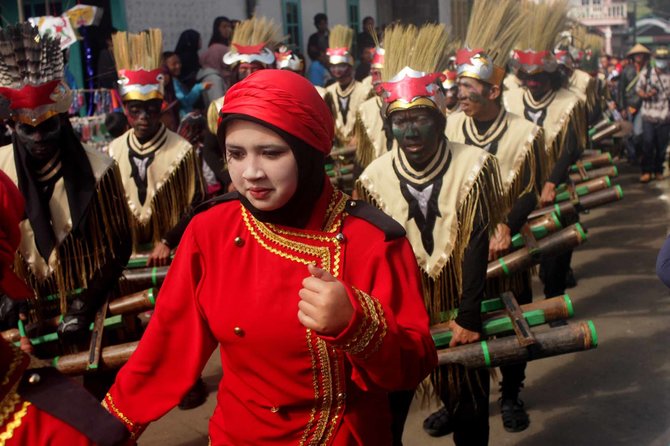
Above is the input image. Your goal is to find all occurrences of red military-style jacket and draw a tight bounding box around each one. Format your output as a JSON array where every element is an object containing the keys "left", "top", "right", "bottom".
[{"left": 104, "top": 182, "right": 437, "bottom": 445}]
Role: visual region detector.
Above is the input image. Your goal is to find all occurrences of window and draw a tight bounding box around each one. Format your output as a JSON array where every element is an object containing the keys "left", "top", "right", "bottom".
[
  {"left": 282, "top": 0, "right": 302, "bottom": 51},
  {"left": 347, "top": 0, "right": 360, "bottom": 33}
]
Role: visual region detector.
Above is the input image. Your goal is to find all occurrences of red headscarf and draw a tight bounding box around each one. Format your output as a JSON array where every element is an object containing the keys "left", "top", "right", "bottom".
[
  {"left": 219, "top": 69, "right": 334, "bottom": 155},
  {"left": 0, "top": 170, "right": 32, "bottom": 299}
]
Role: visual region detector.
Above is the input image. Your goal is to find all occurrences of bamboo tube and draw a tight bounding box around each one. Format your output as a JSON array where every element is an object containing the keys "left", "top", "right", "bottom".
[
  {"left": 431, "top": 295, "right": 574, "bottom": 348},
  {"left": 437, "top": 321, "right": 598, "bottom": 368},
  {"left": 54, "top": 341, "right": 139, "bottom": 375},
  {"left": 555, "top": 176, "right": 611, "bottom": 202},
  {"left": 590, "top": 123, "right": 620, "bottom": 143},
  {"left": 569, "top": 153, "right": 612, "bottom": 173},
  {"left": 487, "top": 224, "right": 587, "bottom": 280},
  {"left": 569, "top": 165, "right": 618, "bottom": 183},
  {"left": 511, "top": 212, "right": 563, "bottom": 248},
  {"left": 528, "top": 185, "right": 623, "bottom": 220},
  {"left": 118, "top": 266, "right": 169, "bottom": 295},
  {"left": 108, "top": 289, "right": 157, "bottom": 316}
]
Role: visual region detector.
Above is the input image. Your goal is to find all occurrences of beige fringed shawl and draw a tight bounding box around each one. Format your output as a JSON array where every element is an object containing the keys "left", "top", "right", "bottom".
[
  {"left": 504, "top": 87, "right": 582, "bottom": 167},
  {"left": 108, "top": 126, "right": 202, "bottom": 251},
  {"left": 353, "top": 96, "right": 390, "bottom": 168},
  {"left": 357, "top": 141, "right": 505, "bottom": 323},
  {"left": 446, "top": 109, "right": 547, "bottom": 207},
  {"left": 0, "top": 145, "right": 131, "bottom": 313},
  {"left": 324, "top": 80, "right": 372, "bottom": 148}
]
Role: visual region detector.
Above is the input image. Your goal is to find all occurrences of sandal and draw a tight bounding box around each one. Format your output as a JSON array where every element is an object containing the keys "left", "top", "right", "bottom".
[
  {"left": 422, "top": 406, "right": 453, "bottom": 437},
  {"left": 500, "top": 398, "right": 530, "bottom": 432}
]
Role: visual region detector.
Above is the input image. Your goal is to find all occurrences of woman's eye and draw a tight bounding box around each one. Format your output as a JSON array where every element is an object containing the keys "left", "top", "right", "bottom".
[
  {"left": 263, "top": 150, "right": 284, "bottom": 158},
  {"left": 226, "top": 150, "right": 244, "bottom": 160}
]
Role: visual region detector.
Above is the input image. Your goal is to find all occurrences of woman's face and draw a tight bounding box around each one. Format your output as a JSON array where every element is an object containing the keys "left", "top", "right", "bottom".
[
  {"left": 166, "top": 55, "right": 181, "bottom": 77},
  {"left": 225, "top": 120, "right": 298, "bottom": 211},
  {"left": 219, "top": 21, "right": 232, "bottom": 39}
]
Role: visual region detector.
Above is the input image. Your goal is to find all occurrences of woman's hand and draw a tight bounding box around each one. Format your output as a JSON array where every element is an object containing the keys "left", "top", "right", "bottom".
[{"left": 298, "top": 264, "right": 353, "bottom": 336}]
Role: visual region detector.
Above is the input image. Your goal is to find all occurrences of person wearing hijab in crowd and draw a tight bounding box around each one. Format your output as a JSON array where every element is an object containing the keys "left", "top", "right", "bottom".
[
  {"left": 174, "top": 29, "right": 202, "bottom": 88},
  {"left": 0, "top": 170, "right": 130, "bottom": 446},
  {"left": 0, "top": 23, "right": 131, "bottom": 340},
  {"left": 357, "top": 24, "right": 505, "bottom": 446},
  {"left": 199, "top": 16, "right": 233, "bottom": 93},
  {"left": 102, "top": 69, "right": 437, "bottom": 445},
  {"left": 108, "top": 29, "right": 204, "bottom": 265},
  {"left": 163, "top": 51, "right": 212, "bottom": 119}
]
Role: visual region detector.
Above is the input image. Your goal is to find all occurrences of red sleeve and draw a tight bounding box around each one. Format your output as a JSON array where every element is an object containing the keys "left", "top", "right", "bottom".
[
  {"left": 104, "top": 223, "right": 217, "bottom": 440},
  {"left": 322, "top": 235, "right": 437, "bottom": 392}
]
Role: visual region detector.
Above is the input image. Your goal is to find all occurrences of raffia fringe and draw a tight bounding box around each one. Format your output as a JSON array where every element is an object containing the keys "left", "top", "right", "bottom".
[
  {"left": 15, "top": 164, "right": 132, "bottom": 315},
  {"left": 353, "top": 113, "right": 375, "bottom": 168},
  {"left": 357, "top": 155, "right": 506, "bottom": 398},
  {"left": 131, "top": 149, "right": 203, "bottom": 250}
]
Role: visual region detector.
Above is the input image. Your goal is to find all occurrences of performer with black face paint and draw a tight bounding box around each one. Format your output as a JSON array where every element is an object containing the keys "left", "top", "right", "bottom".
[
  {"left": 502, "top": 0, "right": 584, "bottom": 429},
  {"left": 108, "top": 29, "right": 204, "bottom": 266},
  {"left": 103, "top": 69, "right": 437, "bottom": 445},
  {"left": 444, "top": 0, "right": 547, "bottom": 434},
  {"left": 0, "top": 23, "right": 131, "bottom": 340},
  {"left": 358, "top": 24, "right": 505, "bottom": 446}
]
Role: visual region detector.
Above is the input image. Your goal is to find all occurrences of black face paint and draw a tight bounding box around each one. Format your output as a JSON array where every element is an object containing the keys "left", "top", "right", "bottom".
[
  {"left": 467, "top": 91, "right": 487, "bottom": 104},
  {"left": 14, "top": 115, "right": 62, "bottom": 162}
]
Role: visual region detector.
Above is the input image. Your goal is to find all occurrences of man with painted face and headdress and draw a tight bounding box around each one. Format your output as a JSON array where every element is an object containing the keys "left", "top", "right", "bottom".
[
  {"left": 445, "top": 0, "right": 547, "bottom": 434},
  {"left": 108, "top": 29, "right": 204, "bottom": 264},
  {"left": 0, "top": 23, "right": 131, "bottom": 339},
  {"left": 0, "top": 170, "right": 130, "bottom": 446},
  {"left": 502, "top": 0, "right": 584, "bottom": 423},
  {"left": 353, "top": 45, "right": 389, "bottom": 169},
  {"left": 101, "top": 69, "right": 437, "bottom": 445},
  {"left": 357, "top": 23, "right": 506, "bottom": 446},
  {"left": 324, "top": 25, "right": 373, "bottom": 149},
  {"left": 443, "top": 70, "right": 460, "bottom": 115}
]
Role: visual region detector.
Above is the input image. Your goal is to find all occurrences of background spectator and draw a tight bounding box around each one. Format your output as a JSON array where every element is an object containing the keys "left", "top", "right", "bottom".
[{"left": 175, "top": 29, "right": 202, "bottom": 88}]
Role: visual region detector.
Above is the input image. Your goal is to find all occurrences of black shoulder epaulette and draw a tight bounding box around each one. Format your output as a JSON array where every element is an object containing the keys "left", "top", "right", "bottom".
[
  {"left": 345, "top": 199, "right": 405, "bottom": 241},
  {"left": 192, "top": 191, "right": 240, "bottom": 216},
  {"left": 18, "top": 367, "right": 129, "bottom": 446}
]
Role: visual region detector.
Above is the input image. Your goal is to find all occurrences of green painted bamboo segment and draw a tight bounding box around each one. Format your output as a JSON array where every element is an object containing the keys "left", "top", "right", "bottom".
[
  {"left": 20, "top": 315, "right": 124, "bottom": 347},
  {"left": 432, "top": 309, "right": 549, "bottom": 348},
  {"left": 555, "top": 177, "right": 610, "bottom": 202},
  {"left": 481, "top": 341, "right": 491, "bottom": 367},
  {"left": 44, "top": 288, "right": 84, "bottom": 302},
  {"left": 147, "top": 288, "right": 156, "bottom": 305},
  {"left": 615, "top": 184, "right": 623, "bottom": 198},
  {"left": 499, "top": 257, "right": 510, "bottom": 276},
  {"left": 587, "top": 320, "right": 598, "bottom": 347},
  {"left": 564, "top": 294, "right": 574, "bottom": 318},
  {"left": 511, "top": 214, "right": 563, "bottom": 248},
  {"left": 151, "top": 267, "right": 158, "bottom": 287},
  {"left": 127, "top": 255, "right": 174, "bottom": 269},
  {"left": 575, "top": 223, "right": 588, "bottom": 241}
]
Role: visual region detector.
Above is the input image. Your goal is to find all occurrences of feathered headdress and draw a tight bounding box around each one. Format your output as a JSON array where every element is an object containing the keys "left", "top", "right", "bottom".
[
  {"left": 223, "top": 16, "right": 284, "bottom": 67},
  {"left": 113, "top": 29, "right": 164, "bottom": 102},
  {"left": 379, "top": 23, "right": 451, "bottom": 117},
  {"left": 0, "top": 23, "right": 71, "bottom": 126},
  {"left": 327, "top": 25, "right": 354, "bottom": 66},
  {"left": 457, "top": 0, "right": 525, "bottom": 85},
  {"left": 511, "top": 0, "right": 570, "bottom": 75}
]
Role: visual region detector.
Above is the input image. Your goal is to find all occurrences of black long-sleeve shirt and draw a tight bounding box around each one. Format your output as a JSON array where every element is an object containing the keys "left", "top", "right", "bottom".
[
  {"left": 548, "top": 125, "right": 581, "bottom": 186},
  {"left": 454, "top": 215, "right": 489, "bottom": 333}
]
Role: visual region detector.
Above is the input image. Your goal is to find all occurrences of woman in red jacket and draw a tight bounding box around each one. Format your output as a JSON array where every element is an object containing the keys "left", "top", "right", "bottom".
[{"left": 103, "top": 69, "right": 437, "bottom": 445}]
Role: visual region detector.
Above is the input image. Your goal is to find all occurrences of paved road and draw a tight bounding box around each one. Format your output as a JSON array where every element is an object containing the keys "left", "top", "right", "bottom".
[{"left": 139, "top": 163, "right": 670, "bottom": 446}]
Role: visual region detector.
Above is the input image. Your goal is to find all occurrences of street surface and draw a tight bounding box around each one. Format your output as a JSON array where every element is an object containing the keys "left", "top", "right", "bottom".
[{"left": 139, "top": 163, "right": 670, "bottom": 446}]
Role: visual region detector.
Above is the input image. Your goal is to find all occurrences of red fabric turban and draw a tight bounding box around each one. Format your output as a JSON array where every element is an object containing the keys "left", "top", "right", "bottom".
[
  {"left": 0, "top": 170, "right": 32, "bottom": 299},
  {"left": 219, "top": 69, "right": 334, "bottom": 155}
]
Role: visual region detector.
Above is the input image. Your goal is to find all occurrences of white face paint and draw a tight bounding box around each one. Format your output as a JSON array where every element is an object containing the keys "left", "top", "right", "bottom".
[{"left": 225, "top": 120, "right": 299, "bottom": 211}]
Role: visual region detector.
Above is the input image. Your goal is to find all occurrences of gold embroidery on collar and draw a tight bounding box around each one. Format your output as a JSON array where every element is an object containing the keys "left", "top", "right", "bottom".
[{"left": 523, "top": 88, "right": 557, "bottom": 110}]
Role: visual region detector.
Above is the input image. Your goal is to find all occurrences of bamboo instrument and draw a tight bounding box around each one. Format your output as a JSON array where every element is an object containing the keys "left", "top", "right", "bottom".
[
  {"left": 511, "top": 212, "right": 563, "bottom": 248},
  {"left": 528, "top": 185, "right": 623, "bottom": 220},
  {"left": 53, "top": 341, "right": 139, "bottom": 375},
  {"left": 569, "top": 153, "right": 612, "bottom": 173},
  {"left": 487, "top": 224, "right": 587, "bottom": 280},
  {"left": 555, "top": 176, "right": 611, "bottom": 202},
  {"left": 569, "top": 165, "right": 618, "bottom": 183},
  {"left": 437, "top": 321, "right": 598, "bottom": 368}
]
